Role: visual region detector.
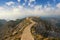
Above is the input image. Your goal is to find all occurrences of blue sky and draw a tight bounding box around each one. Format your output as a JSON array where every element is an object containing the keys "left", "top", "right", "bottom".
[
  {"left": 0, "top": 0, "right": 60, "bottom": 20},
  {"left": 0, "top": 0, "right": 60, "bottom": 7}
]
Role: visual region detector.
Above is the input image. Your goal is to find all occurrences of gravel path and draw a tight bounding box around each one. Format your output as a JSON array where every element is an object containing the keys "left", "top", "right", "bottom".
[{"left": 21, "top": 19, "right": 35, "bottom": 40}]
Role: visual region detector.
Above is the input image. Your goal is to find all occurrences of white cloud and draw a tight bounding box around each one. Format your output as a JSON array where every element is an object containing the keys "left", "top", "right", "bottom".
[
  {"left": 0, "top": 3, "right": 60, "bottom": 20},
  {"left": 29, "top": 0, "right": 35, "bottom": 3},
  {"left": 17, "top": 0, "right": 21, "bottom": 2},
  {"left": 28, "top": 2, "right": 31, "bottom": 6},
  {"left": 28, "top": 2, "right": 34, "bottom": 7},
  {"left": 22, "top": 3, "right": 25, "bottom": 6},
  {"left": 24, "top": 0, "right": 27, "bottom": 2},
  {"left": 0, "top": 7, "right": 4, "bottom": 10},
  {"left": 56, "top": 3, "right": 60, "bottom": 8},
  {"left": 6, "top": 1, "right": 15, "bottom": 6},
  {"left": 28, "top": 0, "right": 36, "bottom": 7},
  {"left": 24, "top": 0, "right": 36, "bottom": 7}
]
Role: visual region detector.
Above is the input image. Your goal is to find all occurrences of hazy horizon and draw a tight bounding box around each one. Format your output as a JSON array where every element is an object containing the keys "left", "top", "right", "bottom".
[{"left": 0, "top": 0, "right": 60, "bottom": 20}]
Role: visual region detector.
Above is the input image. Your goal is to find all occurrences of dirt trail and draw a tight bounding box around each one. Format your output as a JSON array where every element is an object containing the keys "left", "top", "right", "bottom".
[{"left": 21, "top": 19, "right": 36, "bottom": 40}]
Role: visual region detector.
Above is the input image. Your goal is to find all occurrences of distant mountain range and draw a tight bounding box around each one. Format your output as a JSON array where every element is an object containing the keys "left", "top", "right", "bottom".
[{"left": 0, "top": 19, "right": 7, "bottom": 27}]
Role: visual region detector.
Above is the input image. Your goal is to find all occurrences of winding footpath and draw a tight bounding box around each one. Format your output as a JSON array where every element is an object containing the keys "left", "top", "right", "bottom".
[{"left": 21, "top": 19, "right": 36, "bottom": 40}]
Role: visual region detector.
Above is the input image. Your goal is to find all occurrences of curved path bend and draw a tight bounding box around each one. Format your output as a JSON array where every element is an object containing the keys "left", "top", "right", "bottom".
[{"left": 21, "top": 19, "right": 36, "bottom": 40}]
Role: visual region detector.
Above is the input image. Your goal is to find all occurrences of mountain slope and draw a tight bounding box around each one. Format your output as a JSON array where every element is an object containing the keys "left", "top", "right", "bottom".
[{"left": 0, "top": 17, "right": 60, "bottom": 40}]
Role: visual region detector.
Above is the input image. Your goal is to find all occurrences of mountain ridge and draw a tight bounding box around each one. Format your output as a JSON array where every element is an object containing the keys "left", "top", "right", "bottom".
[{"left": 0, "top": 17, "right": 60, "bottom": 40}]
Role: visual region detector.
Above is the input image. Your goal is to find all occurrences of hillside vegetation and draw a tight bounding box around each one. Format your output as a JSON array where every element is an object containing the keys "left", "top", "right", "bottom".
[
  {"left": 0, "top": 17, "right": 60, "bottom": 40},
  {"left": 31, "top": 17, "right": 60, "bottom": 40}
]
